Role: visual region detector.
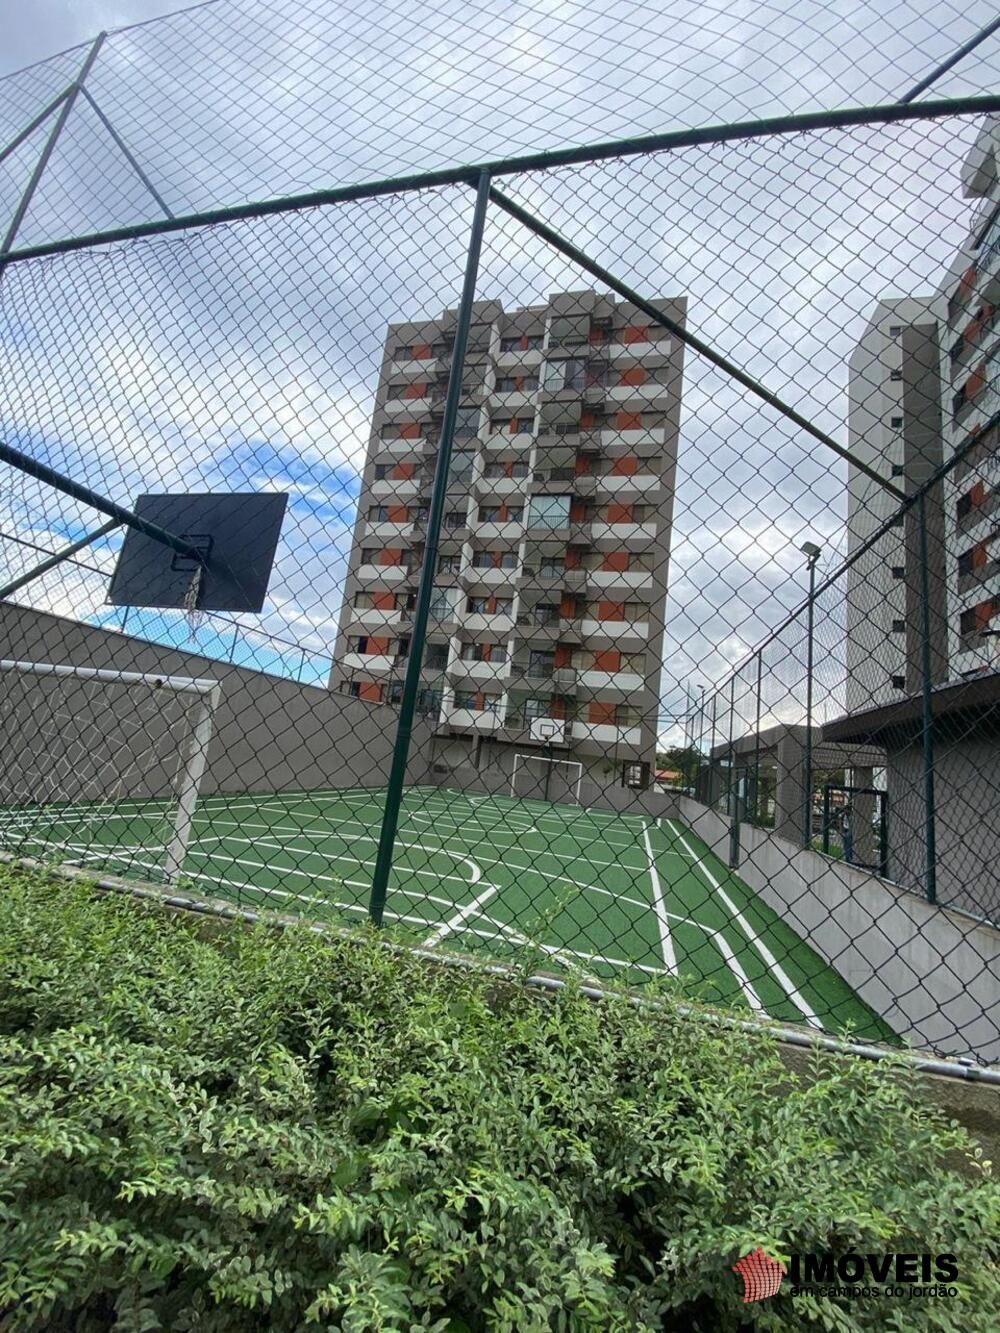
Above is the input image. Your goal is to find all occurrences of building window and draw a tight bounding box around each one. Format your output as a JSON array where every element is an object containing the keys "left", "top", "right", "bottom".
[
  {"left": 459, "top": 642, "right": 481, "bottom": 661},
  {"left": 892, "top": 619, "right": 905, "bottom": 633},
  {"left": 890, "top": 416, "right": 903, "bottom": 427},
  {"left": 443, "top": 510, "right": 465, "bottom": 530},
  {"left": 349, "top": 636, "right": 369, "bottom": 653},
  {"left": 891, "top": 566, "right": 905, "bottom": 579},
  {"left": 543, "top": 357, "right": 587, "bottom": 391},
  {"left": 438, "top": 554, "right": 461, "bottom": 574},
  {"left": 527, "top": 495, "right": 571, "bottom": 528},
  {"left": 539, "top": 558, "right": 564, "bottom": 578},
  {"left": 889, "top": 369, "right": 903, "bottom": 382},
  {"left": 373, "top": 463, "right": 392, "bottom": 480},
  {"left": 891, "top": 464, "right": 904, "bottom": 477},
  {"left": 448, "top": 450, "right": 475, "bottom": 479},
  {"left": 888, "top": 324, "right": 903, "bottom": 335},
  {"left": 424, "top": 643, "right": 448, "bottom": 669},
  {"left": 368, "top": 505, "right": 390, "bottom": 522},
  {"left": 453, "top": 690, "right": 478, "bottom": 710},
  {"left": 891, "top": 675, "right": 906, "bottom": 690},
  {"left": 528, "top": 650, "right": 554, "bottom": 677},
  {"left": 453, "top": 407, "right": 480, "bottom": 439},
  {"left": 416, "top": 687, "right": 443, "bottom": 715},
  {"left": 622, "top": 761, "right": 649, "bottom": 788}
]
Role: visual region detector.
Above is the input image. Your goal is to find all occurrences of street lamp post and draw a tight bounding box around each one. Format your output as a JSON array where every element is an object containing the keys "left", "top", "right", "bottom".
[{"left": 800, "top": 541, "right": 822, "bottom": 849}]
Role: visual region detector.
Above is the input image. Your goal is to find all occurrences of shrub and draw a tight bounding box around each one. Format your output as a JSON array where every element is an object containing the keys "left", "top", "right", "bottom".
[{"left": 0, "top": 864, "right": 997, "bottom": 1331}]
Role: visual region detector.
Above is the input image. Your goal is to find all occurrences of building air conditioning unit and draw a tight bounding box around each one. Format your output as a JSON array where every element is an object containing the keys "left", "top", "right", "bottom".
[{"left": 529, "top": 717, "right": 565, "bottom": 743}]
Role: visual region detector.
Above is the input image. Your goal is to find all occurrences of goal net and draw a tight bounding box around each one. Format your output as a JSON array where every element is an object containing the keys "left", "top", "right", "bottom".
[
  {"left": 510, "top": 753, "right": 583, "bottom": 805},
  {"left": 0, "top": 660, "right": 221, "bottom": 886}
]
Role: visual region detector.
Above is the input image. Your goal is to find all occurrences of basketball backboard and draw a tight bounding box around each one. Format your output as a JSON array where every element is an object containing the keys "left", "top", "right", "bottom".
[{"left": 107, "top": 492, "right": 288, "bottom": 612}]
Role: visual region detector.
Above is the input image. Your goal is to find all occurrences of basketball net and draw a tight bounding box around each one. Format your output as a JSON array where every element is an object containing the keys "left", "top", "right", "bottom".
[{"left": 182, "top": 566, "right": 206, "bottom": 640}]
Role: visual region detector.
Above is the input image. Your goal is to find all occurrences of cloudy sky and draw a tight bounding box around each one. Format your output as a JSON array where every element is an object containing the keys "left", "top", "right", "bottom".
[{"left": 0, "top": 0, "right": 997, "bottom": 746}]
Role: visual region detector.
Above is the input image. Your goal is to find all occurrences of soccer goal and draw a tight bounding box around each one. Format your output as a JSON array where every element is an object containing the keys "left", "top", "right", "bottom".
[
  {"left": 0, "top": 659, "right": 221, "bottom": 885},
  {"left": 510, "top": 752, "right": 583, "bottom": 804}
]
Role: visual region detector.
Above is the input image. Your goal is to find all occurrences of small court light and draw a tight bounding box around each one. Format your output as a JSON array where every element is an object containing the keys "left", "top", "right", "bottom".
[{"left": 799, "top": 540, "right": 822, "bottom": 563}]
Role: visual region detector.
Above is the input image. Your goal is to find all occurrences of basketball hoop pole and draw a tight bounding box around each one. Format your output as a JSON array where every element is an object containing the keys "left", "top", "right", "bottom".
[{"left": 0, "top": 439, "right": 208, "bottom": 572}]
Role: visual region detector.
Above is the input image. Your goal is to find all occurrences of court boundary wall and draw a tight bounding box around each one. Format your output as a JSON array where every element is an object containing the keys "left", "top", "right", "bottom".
[
  {"left": 0, "top": 603, "right": 435, "bottom": 799},
  {"left": 677, "top": 794, "right": 1000, "bottom": 1062}
]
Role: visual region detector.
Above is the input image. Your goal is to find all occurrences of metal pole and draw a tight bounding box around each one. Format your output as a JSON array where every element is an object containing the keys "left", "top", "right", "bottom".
[
  {"left": 0, "top": 87, "right": 73, "bottom": 170},
  {"left": 804, "top": 557, "right": 816, "bottom": 849},
  {"left": 0, "top": 517, "right": 120, "bottom": 601},
  {"left": 5, "top": 96, "right": 1000, "bottom": 268},
  {"left": 368, "top": 169, "right": 491, "bottom": 928},
  {"left": 900, "top": 17, "right": 1000, "bottom": 103},
  {"left": 0, "top": 440, "right": 207, "bottom": 566},
  {"left": 489, "top": 187, "right": 905, "bottom": 501},
  {"left": 79, "top": 88, "right": 175, "bottom": 219},
  {"left": 752, "top": 649, "right": 763, "bottom": 825},
  {"left": 917, "top": 494, "right": 937, "bottom": 903},
  {"left": 0, "top": 33, "right": 106, "bottom": 259}
]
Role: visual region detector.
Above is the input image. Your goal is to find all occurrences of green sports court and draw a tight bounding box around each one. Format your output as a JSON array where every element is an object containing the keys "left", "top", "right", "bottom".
[{"left": 0, "top": 784, "right": 895, "bottom": 1043}]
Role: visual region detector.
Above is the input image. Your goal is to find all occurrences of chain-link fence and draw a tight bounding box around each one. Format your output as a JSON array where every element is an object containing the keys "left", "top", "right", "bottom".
[{"left": 1, "top": 0, "right": 999, "bottom": 1071}]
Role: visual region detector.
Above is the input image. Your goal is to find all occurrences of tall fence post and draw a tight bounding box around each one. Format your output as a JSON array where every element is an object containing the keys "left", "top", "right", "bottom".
[
  {"left": 917, "top": 493, "right": 937, "bottom": 903},
  {"left": 367, "top": 169, "right": 492, "bottom": 928},
  {"left": 727, "top": 672, "right": 740, "bottom": 867},
  {"left": 803, "top": 551, "right": 818, "bottom": 848},
  {"left": 751, "top": 648, "right": 763, "bottom": 825}
]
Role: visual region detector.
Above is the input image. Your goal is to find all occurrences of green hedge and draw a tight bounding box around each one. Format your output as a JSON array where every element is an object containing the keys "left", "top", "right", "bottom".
[{"left": 0, "top": 865, "right": 997, "bottom": 1331}]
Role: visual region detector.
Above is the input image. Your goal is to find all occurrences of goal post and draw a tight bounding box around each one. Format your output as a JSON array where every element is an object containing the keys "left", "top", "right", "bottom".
[
  {"left": 510, "top": 752, "right": 583, "bottom": 805},
  {"left": 0, "top": 659, "right": 221, "bottom": 885}
]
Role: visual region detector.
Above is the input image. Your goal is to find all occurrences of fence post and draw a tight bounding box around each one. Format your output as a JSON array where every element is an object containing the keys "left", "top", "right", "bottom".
[
  {"left": 803, "top": 553, "right": 818, "bottom": 848},
  {"left": 917, "top": 493, "right": 937, "bottom": 903},
  {"left": 727, "top": 672, "right": 739, "bottom": 867},
  {"left": 751, "top": 648, "right": 763, "bottom": 825},
  {"left": 367, "top": 169, "right": 492, "bottom": 928}
]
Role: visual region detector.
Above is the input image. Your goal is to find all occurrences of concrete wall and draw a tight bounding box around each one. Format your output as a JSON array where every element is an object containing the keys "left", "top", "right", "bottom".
[
  {"left": 885, "top": 733, "right": 1000, "bottom": 922},
  {"left": 678, "top": 795, "right": 1000, "bottom": 1063},
  {"left": 0, "top": 604, "right": 434, "bottom": 800}
]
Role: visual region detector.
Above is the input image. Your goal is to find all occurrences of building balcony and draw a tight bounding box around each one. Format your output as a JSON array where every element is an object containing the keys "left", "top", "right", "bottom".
[
  {"left": 370, "top": 478, "right": 420, "bottom": 499},
  {"left": 561, "top": 568, "right": 588, "bottom": 590},
  {"left": 364, "top": 520, "right": 416, "bottom": 541},
  {"left": 580, "top": 616, "right": 650, "bottom": 643},
  {"left": 590, "top": 521, "right": 658, "bottom": 548},
  {"left": 448, "top": 658, "right": 512, "bottom": 680},
  {"left": 552, "top": 666, "right": 578, "bottom": 690},
  {"left": 471, "top": 520, "right": 525, "bottom": 540},
  {"left": 576, "top": 670, "right": 646, "bottom": 694},
  {"left": 570, "top": 721, "right": 643, "bottom": 746},
  {"left": 356, "top": 562, "right": 409, "bottom": 583},
  {"left": 442, "top": 708, "right": 506, "bottom": 732},
  {"left": 460, "top": 565, "right": 518, "bottom": 587},
  {"left": 462, "top": 612, "right": 515, "bottom": 634},
  {"left": 340, "top": 652, "right": 397, "bottom": 673},
  {"left": 607, "top": 338, "right": 672, "bottom": 364},
  {"left": 349, "top": 608, "right": 404, "bottom": 631},
  {"left": 474, "top": 475, "right": 531, "bottom": 497},
  {"left": 382, "top": 395, "right": 432, "bottom": 417},
  {"left": 586, "top": 570, "right": 654, "bottom": 591}
]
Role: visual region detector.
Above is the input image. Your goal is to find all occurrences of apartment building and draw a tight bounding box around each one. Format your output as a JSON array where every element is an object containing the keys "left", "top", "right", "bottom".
[
  {"left": 329, "top": 289, "right": 686, "bottom": 798},
  {"left": 845, "top": 296, "right": 947, "bottom": 712},
  {"left": 941, "top": 112, "right": 1000, "bottom": 678}
]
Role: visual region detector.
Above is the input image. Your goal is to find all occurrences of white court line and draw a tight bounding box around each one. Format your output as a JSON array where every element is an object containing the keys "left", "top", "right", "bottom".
[
  {"left": 641, "top": 821, "right": 677, "bottom": 976},
  {"left": 665, "top": 819, "right": 821, "bottom": 1029},
  {"left": 421, "top": 872, "right": 500, "bottom": 949}
]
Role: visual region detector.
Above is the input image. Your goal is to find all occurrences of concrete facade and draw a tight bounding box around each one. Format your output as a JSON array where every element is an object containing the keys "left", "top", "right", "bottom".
[
  {"left": 845, "top": 297, "right": 946, "bottom": 713},
  {"left": 941, "top": 113, "right": 1000, "bottom": 679},
  {"left": 0, "top": 604, "right": 435, "bottom": 801},
  {"left": 329, "top": 289, "right": 686, "bottom": 798}
]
